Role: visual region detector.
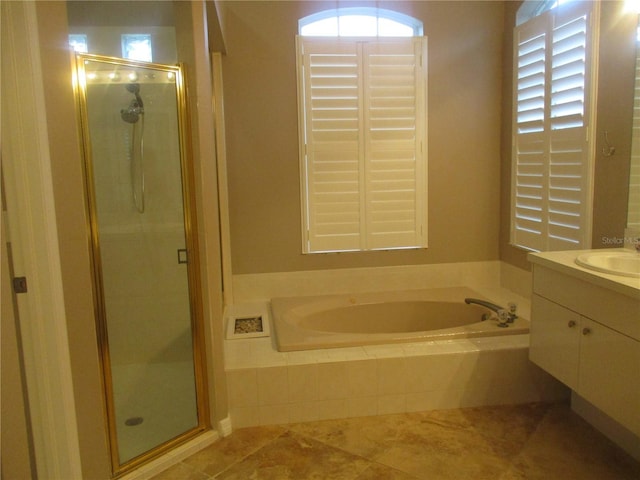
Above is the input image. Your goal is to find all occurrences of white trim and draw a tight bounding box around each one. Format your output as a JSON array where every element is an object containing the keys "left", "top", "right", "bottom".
[
  {"left": 212, "top": 52, "right": 234, "bottom": 306},
  {"left": 217, "top": 416, "right": 233, "bottom": 437},
  {"left": 225, "top": 302, "right": 271, "bottom": 340},
  {"left": 1, "top": 1, "right": 82, "bottom": 477}
]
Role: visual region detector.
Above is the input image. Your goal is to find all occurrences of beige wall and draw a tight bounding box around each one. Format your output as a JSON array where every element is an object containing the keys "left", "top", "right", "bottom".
[{"left": 219, "top": 1, "right": 505, "bottom": 275}]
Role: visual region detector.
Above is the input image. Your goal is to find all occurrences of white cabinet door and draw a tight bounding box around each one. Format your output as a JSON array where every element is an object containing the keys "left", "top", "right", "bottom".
[
  {"left": 579, "top": 318, "right": 640, "bottom": 437},
  {"left": 530, "top": 294, "right": 581, "bottom": 389}
]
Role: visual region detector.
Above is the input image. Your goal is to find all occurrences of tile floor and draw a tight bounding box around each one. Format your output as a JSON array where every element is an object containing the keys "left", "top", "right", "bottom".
[{"left": 152, "top": 401, "right": 640, "bottom": 480}]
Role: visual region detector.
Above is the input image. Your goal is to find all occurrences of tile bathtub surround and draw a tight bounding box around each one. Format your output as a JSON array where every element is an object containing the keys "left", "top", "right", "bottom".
[
  {"left": 150, "top": 402, "right": 640, "bottom": 480},
  {"left": 231, "top": 261, "right": 506, "bottom": 303},
  {"left": 224, "top": 336, "right": 568, "bottom": 428}
]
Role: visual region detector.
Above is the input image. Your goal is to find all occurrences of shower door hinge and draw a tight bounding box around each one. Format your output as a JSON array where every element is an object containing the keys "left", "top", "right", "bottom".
[{"left": 13, "top": 276, "right": 28, "bottom": 294}]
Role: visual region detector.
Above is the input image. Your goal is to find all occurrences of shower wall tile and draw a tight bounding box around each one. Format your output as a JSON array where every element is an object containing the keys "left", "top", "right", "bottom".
[
  {"left": 106, "top": 294, "right": 192, "bottom": 364},
  {"left": 100, "top": 232, "right": 189, "bottom": 299},
  {"left": 99, "top": 228, "right": 193, "bottom": 365}
]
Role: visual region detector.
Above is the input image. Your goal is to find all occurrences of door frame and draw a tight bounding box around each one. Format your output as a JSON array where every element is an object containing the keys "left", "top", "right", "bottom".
[{"left": 1, "top": 1, "right": 83, "bottom": 478}]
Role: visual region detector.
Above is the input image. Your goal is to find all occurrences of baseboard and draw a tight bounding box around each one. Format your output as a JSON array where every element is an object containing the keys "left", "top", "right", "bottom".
[
  {"left": 218, "top": 416, "right": 233, "bottom": 437},
  {"left": 119, "top": 430, "right": 219, "bottom": 480}
]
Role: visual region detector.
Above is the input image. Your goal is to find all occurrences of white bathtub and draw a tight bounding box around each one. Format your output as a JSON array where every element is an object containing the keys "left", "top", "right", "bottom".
[{"left": 271, "top": 287, "right": 529, "bottom": 352}]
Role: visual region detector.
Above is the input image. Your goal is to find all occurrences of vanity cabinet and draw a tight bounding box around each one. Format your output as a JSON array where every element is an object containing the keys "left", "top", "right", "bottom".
[
  {"left": 530, "top": 294, "right": 581, "bottom": 389},
  {"left": 529, "top": 258, "right": 640, "bottom": 438},
  {"left": 579, "top": 316, "right": 639, "bottom": 433}
]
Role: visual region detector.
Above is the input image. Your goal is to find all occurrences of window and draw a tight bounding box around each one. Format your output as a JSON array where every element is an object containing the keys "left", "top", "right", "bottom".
[
  {"left": 510, "top": 0, "right": 597, "bottom": 252},
  {"left": 297, "top": 10, "right": 427, "bottom": 253},
  {"left": 121, "top": 34, "right": 152, "bottom": 62},
  {"left": 69, "top": 34, "right": 88, "bottom": 53},
  {"left": 516, "top": 0, "right": 574, "bottom": 26},
  {"left": 300, "top": 7, "right": 423, "bottom": 37}
]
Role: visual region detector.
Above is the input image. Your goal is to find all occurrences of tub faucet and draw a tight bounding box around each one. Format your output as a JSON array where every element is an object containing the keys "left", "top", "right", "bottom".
[{"left": 464, "top": 298, "right": 517, "bottom": 323}]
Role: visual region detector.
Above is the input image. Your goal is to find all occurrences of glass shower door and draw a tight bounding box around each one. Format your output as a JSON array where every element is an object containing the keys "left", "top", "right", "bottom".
[{"left": 75, "top": 54, "right": 206, "bottom": 470}]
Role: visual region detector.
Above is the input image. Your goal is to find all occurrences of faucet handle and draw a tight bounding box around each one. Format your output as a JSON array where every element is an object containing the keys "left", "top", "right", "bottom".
[{"left": 497, "top": 310, "right": 510, "bottom": 327}]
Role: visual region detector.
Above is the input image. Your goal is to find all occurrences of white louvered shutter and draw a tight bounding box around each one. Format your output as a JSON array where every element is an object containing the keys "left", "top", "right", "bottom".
[
  {"left": 298, "top": 39, "right": 362, "bottom": 252},
  {"left": 364, "top": 40, "right": 427, "bottom": 250},
  {"left": 297, "top": 36, "right": 427, "bottom": 253},
  {"left": 511, "top": 1, "right": 595, "bottom": 252},
  {"left": 512, "top": 13, "right": 547, "bottom": 252}
]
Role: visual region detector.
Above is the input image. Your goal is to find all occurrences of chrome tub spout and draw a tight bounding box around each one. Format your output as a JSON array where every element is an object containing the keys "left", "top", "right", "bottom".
[{"left": 464, "top": 298, "right": 517, "bottom": 324}]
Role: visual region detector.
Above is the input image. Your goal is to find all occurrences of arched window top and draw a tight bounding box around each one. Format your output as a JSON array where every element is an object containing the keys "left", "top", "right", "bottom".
[
  {"left": 516, "top": 0, "right": 573, "bottom": 25},
  {"left": 299, "top": 7, "right": 423, "bottom": 37}
]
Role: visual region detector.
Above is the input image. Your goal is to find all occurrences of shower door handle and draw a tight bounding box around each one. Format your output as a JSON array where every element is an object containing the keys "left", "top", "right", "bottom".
[{"left": 177, "top": 248, "right": 188, "bottom": 264}]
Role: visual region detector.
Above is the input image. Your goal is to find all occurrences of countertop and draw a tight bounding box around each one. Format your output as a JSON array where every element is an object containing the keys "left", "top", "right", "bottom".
[{"left": 528, "top": 248, "right": 640, "bottom": 300}]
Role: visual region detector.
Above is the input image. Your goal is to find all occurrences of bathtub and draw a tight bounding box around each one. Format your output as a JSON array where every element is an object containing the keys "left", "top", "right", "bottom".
[{"left": 271, "top": 287, "right": 529, "bottom": 351}]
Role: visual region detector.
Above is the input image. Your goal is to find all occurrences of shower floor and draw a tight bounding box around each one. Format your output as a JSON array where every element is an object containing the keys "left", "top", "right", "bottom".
[{"left": 111, "top": 361, "right": 198, "bottom": 463}]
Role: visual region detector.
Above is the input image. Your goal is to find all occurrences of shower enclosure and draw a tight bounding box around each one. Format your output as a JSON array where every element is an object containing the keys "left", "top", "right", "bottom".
[{"left": 74, "top": 54, "right": 208, "bottom": 473}]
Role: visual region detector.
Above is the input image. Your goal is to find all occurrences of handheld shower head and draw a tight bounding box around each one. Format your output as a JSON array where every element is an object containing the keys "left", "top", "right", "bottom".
[
  {"left": 125, "top": 83, "right": 140, "bottom": 94},
  {"left": 121, "top": 101, "right": 142, "bottom": 123},
  {"left": 120, "top": 83, "right": 144, "bottom": 123},
  {"left": 126, "top": 83, "right": 144, "bottom": 108}
]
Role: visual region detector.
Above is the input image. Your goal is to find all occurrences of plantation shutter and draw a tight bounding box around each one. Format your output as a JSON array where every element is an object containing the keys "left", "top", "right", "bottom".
[
  {"left": 511, "top": 1, "right": 595, "bottom": 252},
  {"left": 298, "top": 39, "right": 362, "bottom": 252},
  {"left": 297, "top": 36, "right": 427, "bottom": 253}
]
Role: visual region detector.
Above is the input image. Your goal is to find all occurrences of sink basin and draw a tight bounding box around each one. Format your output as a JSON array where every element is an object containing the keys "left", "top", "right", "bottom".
[{"left": 575, "top": 251, "right": 640, "bottom": 278}]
